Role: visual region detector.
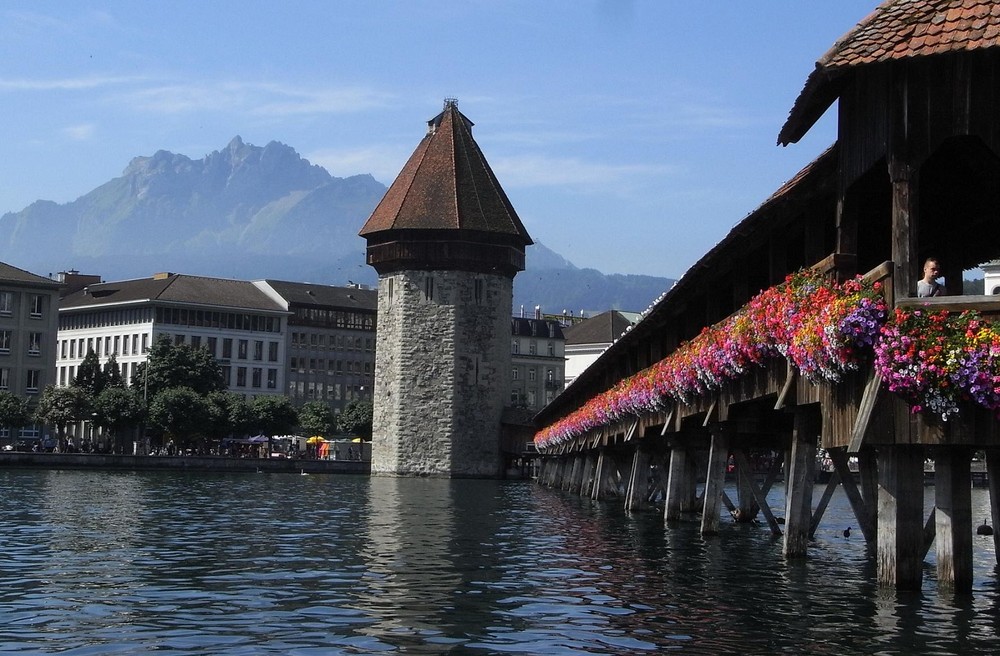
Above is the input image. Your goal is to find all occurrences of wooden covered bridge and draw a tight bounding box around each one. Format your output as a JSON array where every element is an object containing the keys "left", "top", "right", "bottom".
[{"left": 532, "top": 0, "right": 1000, "bottom": 593}]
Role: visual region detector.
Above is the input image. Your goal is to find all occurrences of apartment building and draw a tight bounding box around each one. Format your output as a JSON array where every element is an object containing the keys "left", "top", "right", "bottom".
[{"left": 510, "top": 317, "right": 565, "bottom": 410}]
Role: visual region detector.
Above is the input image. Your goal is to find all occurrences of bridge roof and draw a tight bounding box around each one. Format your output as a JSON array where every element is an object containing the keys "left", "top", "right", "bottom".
[
  {"left": 535, "top": 146, "right": 839, "bottom": 425},
  {"left": 779, "top": 0, "right": 1000, "bottom": 145},
  {"left": 359, "top": 100, "right": 532, "bottom": 246}
]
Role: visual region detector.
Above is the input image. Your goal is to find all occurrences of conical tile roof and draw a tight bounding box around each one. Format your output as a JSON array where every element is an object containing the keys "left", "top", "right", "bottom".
[{"left": 360, "top": 100, "right": 532, "bottom": 244}]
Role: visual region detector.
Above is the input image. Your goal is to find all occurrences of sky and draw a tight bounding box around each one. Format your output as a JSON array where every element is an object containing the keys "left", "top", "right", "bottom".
[{"left": 1, "top": 1, "right": 881, "bottom": 280}]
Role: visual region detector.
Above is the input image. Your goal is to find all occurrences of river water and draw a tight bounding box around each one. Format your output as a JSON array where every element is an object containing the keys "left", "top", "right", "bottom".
[{"left": 1, "top": 469, "right": 998, "bottom": 655}]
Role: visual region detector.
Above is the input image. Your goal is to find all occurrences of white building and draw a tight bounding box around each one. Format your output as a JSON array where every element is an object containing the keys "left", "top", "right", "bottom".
[
  {"left": 562, "top": 310, "right": 638, "bottom": 387},
  {"left": 57, "top": 272, "right": 289, "bottom": 398}
]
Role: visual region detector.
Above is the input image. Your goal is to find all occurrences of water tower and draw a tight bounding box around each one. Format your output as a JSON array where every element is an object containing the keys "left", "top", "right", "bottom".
[{"left": 359, "top": 99, "right": 533, "bottom": 477}]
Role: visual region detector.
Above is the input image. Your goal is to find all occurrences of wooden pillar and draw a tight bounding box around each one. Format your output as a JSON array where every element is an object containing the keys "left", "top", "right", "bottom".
[
  {"left": 664, "top": 445, "right": 688, "bottom": 522},
  {"left": 784, "top": 407, "right": 818, "bottom": 558},
  {"left": 836, "top": 191, "right": 858, "bottom": 268},
  {"left": 625, "top": 448, "right": 650, "bottom": 511},
  {"left": 591, "top": 450, "right": 607, "bottom": 500},
  {"left": 735, "top": 450, "right": 758, "bottom": 523},
  {"left": 877, "top": 445, "right": 925, "bottom": 590},
  {"left": 580, "top": 453, "right": 596, "bottom": 498},
  {"left": 565, "top": 455, "right": 582, "bottom": 492},
  {"left": 935, "top": 448, "right": 973, "bottom": 593},
  {"left": 987, "top": 449, "right": 1000, "bottom": 564},
  {"left": 701, "top": 429, "right": 731, "bottom": 535},
  {"left": 889, "top": 159, "right": 919, "bottom": 299}
]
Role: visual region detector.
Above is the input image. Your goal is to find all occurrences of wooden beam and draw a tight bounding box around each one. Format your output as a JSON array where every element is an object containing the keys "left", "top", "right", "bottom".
[
  {"left": 935, "top": 449, "right": 973, "bottom": 593},
  {"left": 987, "top": 449, "right": 1000, "bottom": 565},
  {"left": 810, "top": 470, "right": 842, "bottom": 538},
  {"left": 625, "top": 448, "right": 650, "bottom": 511},
  {"left": 848, "top": 372, "right": 883, "bottom": 453},
  {"left": 734, "top": 450, "right": 782, "bottom": 537},
  {"left": 701, "top": 429, "right": 732, "bottom": 535},
  {"left": 774, "top": 360, "right": 797, "bottom": 410},
  {"left": 829, "top": 448, "right": 875, "bottom": 543},
  {"left": 877, "top": 445, "right": 926, "bottom": 591}
]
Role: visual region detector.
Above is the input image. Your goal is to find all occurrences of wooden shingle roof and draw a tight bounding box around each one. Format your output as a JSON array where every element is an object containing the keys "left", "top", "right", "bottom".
[
  {"left": 779, "top": 0, "right": 1000, "bottom": 145},
  {"left": 359, "top": 100, "right": 532, "bottom": 245}
]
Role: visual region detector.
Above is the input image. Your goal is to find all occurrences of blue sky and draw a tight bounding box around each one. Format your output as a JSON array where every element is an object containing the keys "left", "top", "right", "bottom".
[{"left": 1, "top": 1, "right": 879, "bottom": 279}]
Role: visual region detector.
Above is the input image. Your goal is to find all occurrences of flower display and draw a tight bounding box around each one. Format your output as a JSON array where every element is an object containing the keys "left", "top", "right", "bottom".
[
  {"left": 535, "top": 271, "right": 887, "bottom": 449},
  {"left": 874, "top": 308, "right": 1000, "bottom": 421}
]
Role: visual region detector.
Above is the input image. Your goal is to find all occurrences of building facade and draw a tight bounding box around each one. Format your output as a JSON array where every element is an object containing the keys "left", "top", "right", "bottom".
[
  {"left": 510, "top": 317, "right": 565, "bottom": 410},
  {"left": 0, "top": 262, "right": 62, "bottom": 443},
  {"left": 254, "top": 280, "right": 377, "bottom": 415},
  {"left": 57, "top": 272, "right": 289, "bottom": 400},
  {"left": 562, "top": 310, "right": 638, "bottom": 387}
]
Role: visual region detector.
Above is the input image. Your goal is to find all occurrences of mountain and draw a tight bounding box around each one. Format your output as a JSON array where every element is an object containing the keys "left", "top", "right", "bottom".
[{"left": 0, "top": 137, "right": 673, "bottom": 313}]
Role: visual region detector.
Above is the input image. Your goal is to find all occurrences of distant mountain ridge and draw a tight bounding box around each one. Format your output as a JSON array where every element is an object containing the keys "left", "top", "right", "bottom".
[{"left": 0, "top": 137, "right": 673, "bottom": 314}]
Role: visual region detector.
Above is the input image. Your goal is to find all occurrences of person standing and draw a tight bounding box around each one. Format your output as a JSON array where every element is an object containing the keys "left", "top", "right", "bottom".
[{"left": 917, "top": 258, "right": 943, "bottom": 297}]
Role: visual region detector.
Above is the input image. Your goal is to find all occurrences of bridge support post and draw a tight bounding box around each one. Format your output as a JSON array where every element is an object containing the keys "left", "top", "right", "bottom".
[
  {"left": 735, "top": 449, "right": 759, "bottom": 522},
  {"left": 591, "top": 450, "right": 608, "bottom": 500},
  {"left": 566, "top": 455, "right": 583, "bottom": 492},
  {"left": 701, "top": 429, "right": 732, "bottom": 535},
  {"left": 580, "top": 453, "right": 597, "bottom": 498},
  {"left": 935, "top": 448, "right": 973, "bottom": 593},
  {"left": 625, "top": 448, "right": 650, "bottom": 511},
  {"left": 988, "top": 449, "right": 1000, "bottom": 564},
  {"left": 665, "top": 445, "right": 690, "bottom": 522},
  {"left": 877, "top": 445, "right": 925, "bottom": 590},
  {"left": 784, "top": 407, "right": 818, "bottom": 557}
]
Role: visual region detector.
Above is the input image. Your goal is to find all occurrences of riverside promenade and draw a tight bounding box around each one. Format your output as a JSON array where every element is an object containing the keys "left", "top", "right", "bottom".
[{"left": 0, "top": 452, "right": 369, "bottom": 475}]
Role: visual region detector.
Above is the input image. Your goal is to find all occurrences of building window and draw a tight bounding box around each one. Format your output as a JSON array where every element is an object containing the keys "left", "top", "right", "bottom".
[
  {"left": 253, "top": 340, "right": 263, "bottom": 361},
  {"left": 511, "top": 341, "right": 519, "bottom": 354},
  {"left": 238, "top": 340, "right": 248, "bottom": 359},
  {"left": 142, "top": 333, "right": 149, "bottom": 353},
  {"left": 547, "top": 369, "right": 554, "bottom": 382},
  {"left": 221, "top": 366, "right": 231, "bottom": 386},
  {"left": 28, "top": 333, "right": 41, "bottom": 356},
  {"left": 548, "top": 342, "right": 555, "bottom": 356},
  {"left": 132, "top": 334, "right": 139, "bottom": 355},
  {"left": 60, "top": 340, "right": 67, "bottom": 359},
  {"left": 123, "top": 335, "right": 130, "bottom": 354},
  {"left": 527, "top": 390, "right": 537, "bottom": 408},
  {"left": 0, "top": 292, "right": 12, "bottom": 315},
  {"left": 252, "top": 367, "right": 262, "bottom": 388},
  {"left": 29, "top": 295, "right": 43, "bottom": 318},
  {"left": 268, "top": 341, "right": 278, "bottom": 362},
  {"left": 236, "top": 367, "right": 247, "bottom": 387},
  {"left": 190, "top": 335, "right": 201, "bottom": 350},
  {"left": 512, "top": 368, "right": 519, "bottom": 381},
  {"left": 387, "top": 278, "right": 394, "bottom": 306},
  {"left": 26, "top": 370, "right": 39, "bottom": 393},
  {"left": 173, "top": 334, "right": 184, "bottom": 346},
  {"left": 424, "top": 276, "right": 434, "bottom": 301},
  {"left": 529, "top": 341, "right": 537, "bottom": 355},
  {"left": 207, "top": 337, "right": 217, "bottom": 357},
  {"left": 528, "top": 368, "right": 536, "bottom": 382},
  {"left": 222, "top": 338, "right": 233, "bottom": 359},
  {"left": 0, "top": 368, "right": 8, "bottom": 390},
  {"left": 267, "top": 369, "right": 277, "bottom": 389},
  {"left": 474, "top": 279, "right": 484, "bottom": 304}
]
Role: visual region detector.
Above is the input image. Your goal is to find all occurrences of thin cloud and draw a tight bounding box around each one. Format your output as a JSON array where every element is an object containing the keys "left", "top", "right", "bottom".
[
  {"left": 63, "top": 124, "right": 96, "bottom": 141},
  {"left": 0, "top": 75, "right": 141, "bottom": 91},
  {"left": 118, "top": 81, "right": 395, "bottom": 117},
  {"left": 306, "top": 146, "right": 409, "bottom": 185},
  {"left": 491, "top": 154, "right": 675, "bottom": 191}
]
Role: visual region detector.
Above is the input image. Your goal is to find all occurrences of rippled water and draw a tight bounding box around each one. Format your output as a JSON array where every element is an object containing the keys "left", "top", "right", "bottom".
[{"left": 1, "top": 470, "right": 999, "bottom": 654}]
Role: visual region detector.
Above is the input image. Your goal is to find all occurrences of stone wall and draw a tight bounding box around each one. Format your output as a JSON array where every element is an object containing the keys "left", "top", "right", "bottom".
[{"left": 372, "top": 269, "right": 512, "bottom": 477}]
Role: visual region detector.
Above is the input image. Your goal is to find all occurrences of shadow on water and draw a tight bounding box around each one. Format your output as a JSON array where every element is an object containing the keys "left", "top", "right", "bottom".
[{"left": 1, "top": 471, "right": 999, "bottom": 654}]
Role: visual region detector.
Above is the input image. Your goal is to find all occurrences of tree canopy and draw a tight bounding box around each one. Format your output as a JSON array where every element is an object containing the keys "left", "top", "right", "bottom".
[
  {"left": 298, "top": 400, "right": 335, "bottom": 437},
  {"left": 338, "top": 400, "right": 373, "bottom": 440},
  {"left": 134, "top": 335, "right": 225, "bottom": 398}
]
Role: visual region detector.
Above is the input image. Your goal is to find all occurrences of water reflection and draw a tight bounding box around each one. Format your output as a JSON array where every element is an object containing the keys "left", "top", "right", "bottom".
[{"left": 1, "top": 471, "right": 999, "bottom": 653}]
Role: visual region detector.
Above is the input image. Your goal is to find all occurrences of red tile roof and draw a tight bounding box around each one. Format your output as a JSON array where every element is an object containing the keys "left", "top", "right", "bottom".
[
  {"left": 359, "top": 100, "right": 532, "bottom": 244},
  {"left": 779, "top": 0, "right": 1000, "bottom": 145}
]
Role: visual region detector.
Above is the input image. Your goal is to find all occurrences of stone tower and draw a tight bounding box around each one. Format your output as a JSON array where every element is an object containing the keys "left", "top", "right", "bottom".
[{"left": 359, "top": 100, "right": 533, "bottom": 477}]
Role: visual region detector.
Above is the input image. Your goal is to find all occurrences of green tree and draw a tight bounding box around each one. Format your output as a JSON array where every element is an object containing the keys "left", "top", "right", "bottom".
[
  {"left": 94, "top": 386, "right": 146, "bottom": 454},
  {"left": 338, "top": 400, "right": 373, "bottom": 440},
  {"left": 148, "top": 386, "right": 211, "bottom": 452},
  {"left": 34, "top": 385, "right": 92, "bottom": 451},
  {"left": 103, "top": 353, "right": 125, "bottom": 389},
  {"left": 298, "top": 401, "right": 335, "bottom": 437},
  {"left": 134, "top": 336, "right": 225, "bottom": 398},
  {"left": 250, "top": 395, "right": 298, "bottom": 437},
  {"left": 74, "top": 349, "right": 106, "bottom": 396},
  {"left": 207, "top": 391, "right": 255, "bottom": 438},
  {"left": 0, "top": 391, "right": 30, "bottom": 449}
]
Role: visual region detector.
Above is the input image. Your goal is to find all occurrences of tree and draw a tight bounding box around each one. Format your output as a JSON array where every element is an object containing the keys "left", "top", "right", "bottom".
[
  {"left": 338, "top": 400, "right": 373, "bottom": 440},
  {"left": 298, "top": 401, "right": 335, "bottom": 437},
  {"left": 94, "top": 386, "right": 146, "bottom": 454},
  {"left": 34, "top": 385, "right": 92, "bottom": 451},
  {"left": 103, "top": 353, "right": 125, "bottom": 389},
  {"left": 148, "top": 386, "right": 211, "bottom": 452},
  {"left": 250, "top": 395, "right": 298, "bottom": 437},
  {"left": 0, "top": 391, "right": 30, "bottom": 449},
  {"left": 134, "top": 335, "right": 225, "bottom": 398},
  {"left": 207, "top": 391, "right": 255, "bottom": 438},
  {"left": 74, "top": 349, "right": 106, "bottom": 396}
]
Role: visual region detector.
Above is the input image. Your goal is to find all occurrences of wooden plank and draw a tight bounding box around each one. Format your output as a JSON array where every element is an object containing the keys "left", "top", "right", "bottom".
[
  {"left": 774, "top": 360, "right": 796, "bottom": 410},
  {"left": 700, "top": 430, "right": 731, "bottom": 535},
  {"left": 810, "top": 470, "right": 842, "bottom": 538},
  {"left": 625, "top": 448, "right": 649, "bottom": 511},
  {"left": 848, "top": 372, "right": 883, "bottom": 453},
  {"left": 935, "top": 449, "right": 973, "bottom": 592},
  {"left": 876, "top": 445, "right": 926, "bottom": 590}
]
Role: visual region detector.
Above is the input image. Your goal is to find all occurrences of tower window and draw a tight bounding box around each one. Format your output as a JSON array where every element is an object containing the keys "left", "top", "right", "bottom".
[{"left": 425, "top": 276, "right": 434, "bottom": 301}]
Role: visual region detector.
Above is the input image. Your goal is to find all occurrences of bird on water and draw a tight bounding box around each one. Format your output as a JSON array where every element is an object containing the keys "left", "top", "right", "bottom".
[
  {"left": 843, "top": 527, "right": 852, "bottom": 538},
  {"left": 977, "top": 518, "right": 994, "bottom": 536}
]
